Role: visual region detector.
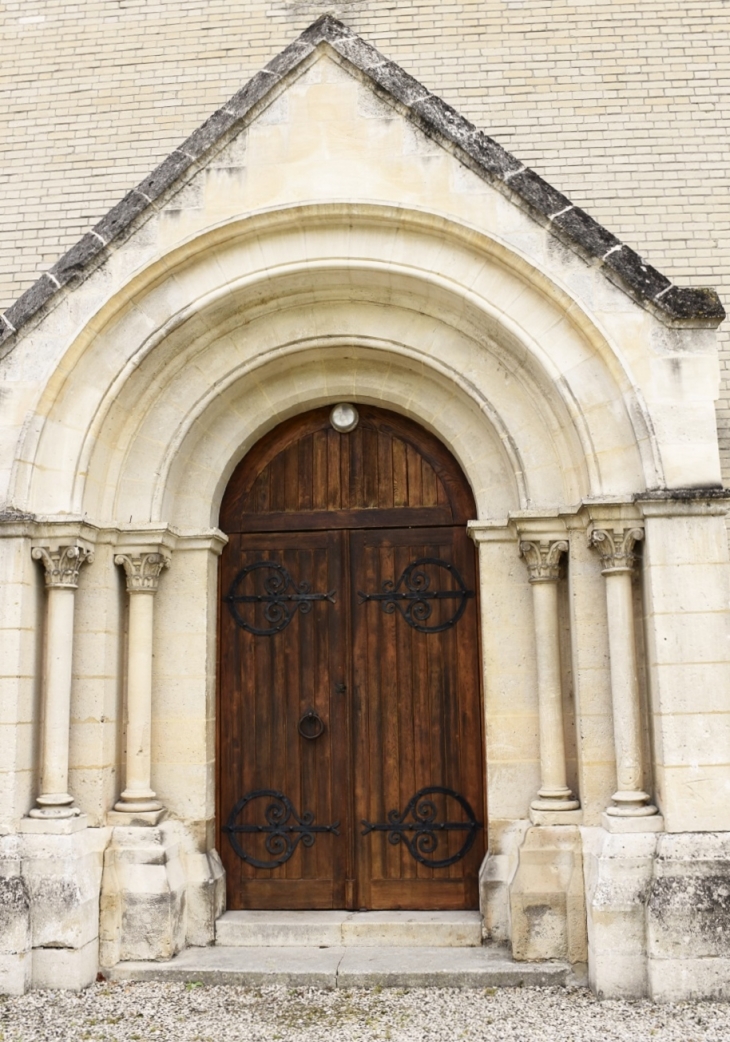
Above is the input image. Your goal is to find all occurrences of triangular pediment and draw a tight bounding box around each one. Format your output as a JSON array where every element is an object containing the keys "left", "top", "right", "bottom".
[{"left": 0, "top": 15, "right": 723, "bottom": 351}]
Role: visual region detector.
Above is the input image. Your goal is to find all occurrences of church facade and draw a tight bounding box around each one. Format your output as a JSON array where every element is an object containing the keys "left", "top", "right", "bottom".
[{"left": 1, "top": 12, "right": 730, "bottom": 1001}]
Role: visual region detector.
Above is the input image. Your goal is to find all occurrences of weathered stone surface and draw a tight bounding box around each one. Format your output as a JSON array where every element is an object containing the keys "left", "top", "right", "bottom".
[
  {"left": 581, "top": 827, "right": 657, "bottom": 999},
  {"left": 92, "top": 189, "right": 150, "bottom": 243},
  {"left": 657, "top": 285, "right": 726, "bottom": 323},
  {"left": 602, "top": 245, "right": 671, "bottom": 300},
  {"left": 215, "top": 910, "right": 483, "bottom": 948},
  {"left": 100, "top": 823, "right": 187, "bottom": 967},
  {"left": 509, "top": 826, "right": 587, "bottom": 966},
  {"left": 182, "top": 846, "right": 225, "bottom": 948},
  {"left": 136, "top": 152, "right": 194, "bottom": 205},
  {"left": 410, "top": 95, "right": 476, "bottom": 149},
  {"left": 506, "top": 169, "right": 573, "bottom": 223},
  {"left": 180, "top": 109, "right": 239, "bottom": 161},
  {"left": 2, "top": 275, "right": 56, "bottom": 334},
  {"left": 479, "top": 821, "right": 530, "bottom": 944},
  {"left": 465, "top": 130, "right": 523, "bottom": 180},
  {"left": 648, "top": 832, "right": 730, "bottom": 961},
  {"left": 108, "top": 943, "right": 571, "bottom": 989},
  {"left": 0, "top": 865, "right": 31, "bottom": 996},
  {"left": 551, "top": 207, "right": 621, "bottom": 260},
  {"left": 48, "top": 233, "right": 106, "bottom": 288}
]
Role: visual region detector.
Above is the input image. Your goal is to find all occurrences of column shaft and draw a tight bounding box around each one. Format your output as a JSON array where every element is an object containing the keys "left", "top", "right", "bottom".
[
  {"left": 519, "top": 536, "right": 579, "bottom": 814},
  {"left": 29, "top": 543, "right": 92, "bottom": 819},
  {"left": 604, "top": 570, "right": 644, "bottom": 795},
  {"left": 120, "top": 592, "right": 157, "bottom": 804},
  {"left": 591, "top": 525, "right": 657, "bottom": 818},
  {"left": 532, "top": 580, "right": 571, "bottom": 799},
  {"left": 113, "top": 549, "right": 170, "bottom": 817},
  {"left": 36, "top": 586, "right": 76, "bottom": 808}
]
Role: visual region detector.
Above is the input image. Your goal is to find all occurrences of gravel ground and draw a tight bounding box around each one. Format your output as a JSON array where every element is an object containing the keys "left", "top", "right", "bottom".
[{"left": 2, "top": 982, "right": 730, "bottom": 1042}]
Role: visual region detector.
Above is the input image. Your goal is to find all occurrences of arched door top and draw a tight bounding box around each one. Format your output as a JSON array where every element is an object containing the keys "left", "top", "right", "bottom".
[{"left": 220, "top": 405, "right": 477, "bottom": 532}]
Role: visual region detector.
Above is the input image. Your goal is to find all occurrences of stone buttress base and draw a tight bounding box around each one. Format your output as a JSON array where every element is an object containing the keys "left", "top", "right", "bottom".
[
  {"left": 482, "top": 824, "right": 730, "bottom": 1001},
  {"left": 5, "top": 819, "right": 730, "bottom": 999},
  {"left": 0, "top": 819, "right": 225, "bottom": 993}
]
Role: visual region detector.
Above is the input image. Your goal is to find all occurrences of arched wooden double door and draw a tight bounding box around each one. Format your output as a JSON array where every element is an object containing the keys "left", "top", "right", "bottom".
[{"left": 217, "top": 406, "right": 485, "bottom": 910}]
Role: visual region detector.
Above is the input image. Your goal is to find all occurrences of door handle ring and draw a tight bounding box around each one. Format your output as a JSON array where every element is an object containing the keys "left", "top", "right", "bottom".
[{"left": 298, "top": 708, "right": 325, "bottom": 740}]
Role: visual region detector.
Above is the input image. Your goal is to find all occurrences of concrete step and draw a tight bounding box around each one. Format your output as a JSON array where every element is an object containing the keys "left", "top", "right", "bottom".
[
  {"left": 215, "top": 910, "right": 483, "bottom": 948},
  {"left": 109, "top": 944, "right": 570, "bottom": 989}
]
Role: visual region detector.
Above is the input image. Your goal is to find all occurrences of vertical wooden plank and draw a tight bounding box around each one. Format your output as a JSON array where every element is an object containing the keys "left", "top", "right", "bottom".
[
  {"left": 362, "top": 426, "right": 378, "bottom": 508},
  {"left": 350, "top": 426, "right": 364, "bottom": 509},
  {"left": 406, "top": 442, "right": 422, "bottom": 507},
  {"left": 281, "top": 441, "right": 299, "bottom": 512},
  {"left": 421, "top": 458, "right": 438, "bottom": 507},
  {"left": 312, "top": 430, "right": 328, "bottom": 510},
  {"left": 298, "top": 434, "right": 314, "bottom": 512},
  {"left": 327, "top": 428, "right": 341, "bottom": 510},
  {"left": 392, "top": 437, "right": 408, "bottom": 508},
  {"left": 377, "top": 431, "right": 393, "bottom": 508}
]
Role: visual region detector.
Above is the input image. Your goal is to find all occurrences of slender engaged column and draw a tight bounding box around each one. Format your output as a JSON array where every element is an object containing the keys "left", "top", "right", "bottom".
[
  {"left": 114, "top": 551, "right": 170, "bottom": 814},
  {"left": 590, "top": 527, "right": 657, "bottom": 817},
  {"left": 30, "top": 544, "right": 93, "bottom": 818},
  {"left": 519, "top": 539, "right": 579, "bottom": 812}
]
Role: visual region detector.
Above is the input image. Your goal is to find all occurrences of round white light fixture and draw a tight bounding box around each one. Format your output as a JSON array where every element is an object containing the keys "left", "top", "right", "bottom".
[{"left": 330, "top": 402, "right": 359, "bottom": 433}]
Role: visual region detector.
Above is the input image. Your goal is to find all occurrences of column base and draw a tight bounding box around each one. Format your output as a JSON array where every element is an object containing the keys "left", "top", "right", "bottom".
[
  {"left": 20, "top": 814, "right": 88, "bottom": 835},
  {"left": 108, "top": 808, "right": 166, "bottom": 827},
  {"left": 606, "top": 790, "right": 658, "bottom": 817},
  {"left": 531, "top": 807, "right": 583, "bottom": 826},
  {"left": 114, "top": 794, "right": 163, "bottom": 814},
  {"left": 29, "top": 800, "right": 80, "bottom": 820},
  {"left": 531, "top": 797, "right": 581, "bottom": 812},
  {"left": 602, "top": 812, "right": 664, "bottom": 834}
]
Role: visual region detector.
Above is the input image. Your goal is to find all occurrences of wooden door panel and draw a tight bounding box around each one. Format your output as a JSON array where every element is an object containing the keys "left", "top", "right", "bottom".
[
  {"left": 351, "top": 528, "right": 485, "bottom": 910},
  {"left": 219, "top": 530, "right": 348, "bottom": 909},
  {"left": 219, "top": 407, "right": 485, "bottom": 912}
]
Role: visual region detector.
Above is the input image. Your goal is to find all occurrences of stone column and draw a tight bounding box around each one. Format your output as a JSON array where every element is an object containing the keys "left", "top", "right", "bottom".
[
  {"left": 590, "top": 525, "right": 658, "bottom": 820},
  {"left": 519, "top": 537, "right": 579, "bottom": 815},
  {"left": 29, "top": 544, "right": 93, "bottom": 818},
  {"left": 113, "top": 550, "right": 170, "bottom": 822}
]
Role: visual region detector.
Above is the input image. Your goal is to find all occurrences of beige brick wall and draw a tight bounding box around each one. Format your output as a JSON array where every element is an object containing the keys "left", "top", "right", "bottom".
[{"left": 2, "top": 0, "right": 728, "bottom": 475}]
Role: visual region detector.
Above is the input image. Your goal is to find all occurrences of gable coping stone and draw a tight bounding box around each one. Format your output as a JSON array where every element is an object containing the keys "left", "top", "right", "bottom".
[{"left": 0, "top": 15, "right": 724, "bottom": 354}]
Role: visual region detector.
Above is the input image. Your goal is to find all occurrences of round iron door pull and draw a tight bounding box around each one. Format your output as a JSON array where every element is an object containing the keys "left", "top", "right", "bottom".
[{"left": 298, "top": 708, "right": 325, "bottom": 740}]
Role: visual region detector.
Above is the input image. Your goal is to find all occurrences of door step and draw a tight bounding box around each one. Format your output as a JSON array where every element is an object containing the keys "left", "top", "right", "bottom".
[
  {"left": 108, "top": 944, "right": 570, "bottom": 989},
  {"left": 215, "top": 910, "right": 483, "bottom": 948}
]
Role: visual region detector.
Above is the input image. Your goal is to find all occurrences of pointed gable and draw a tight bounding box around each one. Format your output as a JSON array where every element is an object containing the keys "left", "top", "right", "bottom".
[{"left": 0, "top": 15, "right": 723, "bottom": 353}]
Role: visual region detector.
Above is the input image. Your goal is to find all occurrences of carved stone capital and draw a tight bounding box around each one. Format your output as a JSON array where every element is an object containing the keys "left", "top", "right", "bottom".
[
  {"left": 590, "top": 527, "right": 644, "bottom": 574},
  {"left": 519, "top": 539, "right": 568, "bottom": 583},
  {"left": 31, "top": 545, "right": 94, "bottom": 588},
  {"left": 114, "top": 551, "right": 171, "bottom": 593}
]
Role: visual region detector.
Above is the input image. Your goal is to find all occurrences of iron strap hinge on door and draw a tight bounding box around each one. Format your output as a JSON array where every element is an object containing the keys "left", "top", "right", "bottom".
[
  {"left": 223, "top": 790, "right": 340, "bottom": 868},
  {"left": 361, "top": 786, "right": 481, "bottom": 868},
  {"left": 358, "top": 557, "right": 474, "bottom": 633},
  {"left": 225, "top": 561, "right": 336, "bottom": 636}
]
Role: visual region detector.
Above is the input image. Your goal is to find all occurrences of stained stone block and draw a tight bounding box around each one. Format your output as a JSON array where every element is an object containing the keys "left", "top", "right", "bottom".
[
  {"left": 99, "top": 823, "right": 186, "bottom": 966},
  {"left": 581, "top": 827, "right": 657, "bottom": 999},
  {"left": 0, "top": 864, "right": 31, "bottom": 995},
  {"left": 509, "top": 826, "right": 587, "bottom": 965}
]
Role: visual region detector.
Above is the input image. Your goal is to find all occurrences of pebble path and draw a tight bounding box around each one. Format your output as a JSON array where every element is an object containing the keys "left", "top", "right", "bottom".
[{"left": 2, "top": 981, "right": 729, "bottom": 1042}]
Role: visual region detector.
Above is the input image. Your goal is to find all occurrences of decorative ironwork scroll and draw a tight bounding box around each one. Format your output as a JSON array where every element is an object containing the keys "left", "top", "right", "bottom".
[
  {"left": 358, "top": 557, "right": 474, "bottom": 633},
  {"left": 223, "top": 789, "right": 340, "bottom": 869},
  {"left": 361, "top": 786, "right": 481, "bottom": 868},
  {"left": 225, "top": 561, "right": 335, "bottom": 636}
]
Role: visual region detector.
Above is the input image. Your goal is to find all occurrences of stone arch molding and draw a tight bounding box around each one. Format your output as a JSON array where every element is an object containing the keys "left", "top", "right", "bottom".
[{"left": 14, "top": 205, "right": 658, "bottom": 526}]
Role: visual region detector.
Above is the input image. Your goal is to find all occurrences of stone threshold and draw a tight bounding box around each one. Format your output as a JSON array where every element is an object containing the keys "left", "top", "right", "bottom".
[
  {"left": 215, "top": 909, "right": 483, "bottom": 948},
  {"left": 107, "top": 944, "right": 571, "bottom": 989}
]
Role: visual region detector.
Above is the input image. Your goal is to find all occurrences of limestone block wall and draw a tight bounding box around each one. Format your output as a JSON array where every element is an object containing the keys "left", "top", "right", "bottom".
[{"left": 2, "top": 1, "right": 729, "bottom": 477}]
